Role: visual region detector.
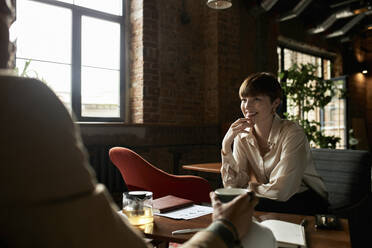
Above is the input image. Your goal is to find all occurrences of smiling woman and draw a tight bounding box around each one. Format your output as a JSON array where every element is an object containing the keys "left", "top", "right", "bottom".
[
  {"left": 221, "top": 72, "right": 329, "bottom": 215},
  {"left": 11, "top": 0, "right": 125, "bottom": 121}
]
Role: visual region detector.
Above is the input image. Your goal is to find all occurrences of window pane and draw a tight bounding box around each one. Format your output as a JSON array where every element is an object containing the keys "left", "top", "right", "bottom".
[
  {"left": 282, "top": 48, "right": 346, "bottom": 148},
  {"left": 316, "top": 57, "right": 322, "bottom": 77},
  {"left": 323, "top": 59, "right": 331, "bottom": 79},
  {"left": 82, "top": 16, "right": 120, "bottom": 70},
  {"left": 81, "top": 67, "right": 120, "bottom": 117},
  {"left": 323, "top": 79, "right": 346, "bottom": 148},
  {"left": 14, "top": 0, "right": 123, "bottom": 121},
  {"left": 16, "top": 58, "right": 72, "bottom": 112},
  {"left": 15, "top": 0, "right": 71, "bottom": 63},
  {"left": 75, "top": 0, "right": 122, "bottom": 15},
  {"left": 284, "top": 49, "right": 319, "bottom": 122},
  {"left": 277, "top": 47, "right": 281, "bottom": 72},
  {"left": 283, "top": 48, "right": 293, "bottom": 70}
]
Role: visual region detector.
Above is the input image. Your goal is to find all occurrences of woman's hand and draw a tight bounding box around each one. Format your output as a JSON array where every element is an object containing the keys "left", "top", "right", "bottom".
[
  {"left": 222, "top": 118, "right": 254, "bottom": 154},
  {"left": 210, "top": 191, "right": 258, "bottom": 239}
]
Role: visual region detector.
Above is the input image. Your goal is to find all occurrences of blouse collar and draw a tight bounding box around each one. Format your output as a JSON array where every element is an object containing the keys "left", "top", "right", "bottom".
[
  {"left": 240, "top": 114, "right": 282, "bottom": 147},
  {"left": 267, "top": 114, "right": 282, "bottom": 147}
]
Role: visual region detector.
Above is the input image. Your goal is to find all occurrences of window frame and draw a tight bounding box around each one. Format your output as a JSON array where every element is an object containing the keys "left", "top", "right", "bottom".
[
  {"left": 16, "top": 0, "right": 126, "bottom": 122},
  {"left": 327, "top": 75, "right": 349, "bottom": 148}
]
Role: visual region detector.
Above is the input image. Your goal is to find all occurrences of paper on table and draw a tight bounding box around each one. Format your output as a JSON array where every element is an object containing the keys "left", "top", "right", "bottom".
[{"left": 154, "top": 204, "right": 213, "bottom": 220}]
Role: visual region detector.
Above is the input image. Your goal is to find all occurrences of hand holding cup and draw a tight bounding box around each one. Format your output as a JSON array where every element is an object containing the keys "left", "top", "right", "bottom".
[{"left": 210, "top": 188, "right": 257, "bottom": 239}]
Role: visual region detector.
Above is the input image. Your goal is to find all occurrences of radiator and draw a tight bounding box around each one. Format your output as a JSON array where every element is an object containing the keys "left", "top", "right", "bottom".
[{"left": 84, "top": 145, "right": 127, "bottom": 194}]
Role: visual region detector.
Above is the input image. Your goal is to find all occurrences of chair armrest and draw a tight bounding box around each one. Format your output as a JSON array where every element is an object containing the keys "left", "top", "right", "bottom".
[{"left": 329, "top": 194, "right": 369, "bottom": 216}]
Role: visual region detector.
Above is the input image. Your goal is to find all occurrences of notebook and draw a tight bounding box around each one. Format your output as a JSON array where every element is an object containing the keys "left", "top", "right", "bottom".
[
  {"left": 260, "top": 219, "right": 307, "bottom": 248},
  {"left": 152, "top": 195, "right": 194, "bottom": 213}
]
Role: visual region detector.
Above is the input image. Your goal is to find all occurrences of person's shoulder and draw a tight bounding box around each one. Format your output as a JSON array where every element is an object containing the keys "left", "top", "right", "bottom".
[
  {"left": 0, "top": 75, "right": 54, "bottom": 97},
  {"left": 3, "top": 75, "right": 50, "bottom": 89},
  {"left": 0, "top": 74, "right": 42, "bottom": 84},
  {"left": 280, "top": 118, "right": 302, "bottom": 131},
  {"left": 279, "top": 118, "right": 306, "bottom": 137},
  {"left": 1, "top": 75, "right": 73, "bottom": 125}
]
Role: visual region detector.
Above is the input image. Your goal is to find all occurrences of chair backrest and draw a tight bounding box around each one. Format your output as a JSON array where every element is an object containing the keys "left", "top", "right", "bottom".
[
  {"left": 311, "top": 148, "right": 371, "bottom": 212},
  {"left": 109, "top": 147, "right": 212, "bottom": 203}
]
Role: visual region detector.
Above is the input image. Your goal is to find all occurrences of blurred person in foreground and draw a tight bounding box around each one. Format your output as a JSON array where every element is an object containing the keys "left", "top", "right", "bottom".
[
  {"left": 0, "top": 1, "right": 274, "bottom": 247},
  {"left": 221, "top": 72, "right": 329, "bottom": 215}
]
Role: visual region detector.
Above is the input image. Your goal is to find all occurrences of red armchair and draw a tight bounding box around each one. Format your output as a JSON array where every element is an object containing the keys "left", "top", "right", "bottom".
[{"left": 109, "top": 147, "right": 212, "bottom": 204}]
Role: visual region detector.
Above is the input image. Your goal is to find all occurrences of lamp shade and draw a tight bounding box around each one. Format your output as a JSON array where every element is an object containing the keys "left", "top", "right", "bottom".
[{"left": 207, "top": 0, "right": 232, "bottom": 10}]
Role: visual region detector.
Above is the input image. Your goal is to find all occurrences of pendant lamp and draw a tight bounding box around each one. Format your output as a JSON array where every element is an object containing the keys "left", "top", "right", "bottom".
[{"left": 207, "top": 0, "right": 232, "bottom": 10}]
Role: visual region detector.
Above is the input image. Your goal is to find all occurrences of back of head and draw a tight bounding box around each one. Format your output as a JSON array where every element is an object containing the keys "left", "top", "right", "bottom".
[
  {"left": 0, "top": 76, "right": 97, "bottom": 206},
  {"left": 239, "top": 72, "right": 282, "bottom": 102},
  {"left": 0, "top": 0, "right": 97, "bottom": 207}
]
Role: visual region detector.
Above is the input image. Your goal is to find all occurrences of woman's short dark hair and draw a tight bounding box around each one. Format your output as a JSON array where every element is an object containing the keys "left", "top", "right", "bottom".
[{"left": 239, "top": 72, "right": 283, "bottom": 102}]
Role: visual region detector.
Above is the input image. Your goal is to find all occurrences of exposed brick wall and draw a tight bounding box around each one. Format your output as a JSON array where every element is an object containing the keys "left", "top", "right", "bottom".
[
  {"left": 216, "top": 3, "right": 278, "bottom": 127},
  {"left": 347, "top": 72, "right": 371, "bottom": 150},
  {"left": 341, "top": 36, "right": 372, "bottom": 150},
  {"left": 217, "top": 3, "right": 243, "bottom": 125},
  {"left": 130, "top": 0, "right": 279, "bottom": 127},
  {"left": 139, "top": 0, "right": 206, "bottom": 124},
  {"left": 129, "top": 0, "right": 144, "bottom": 123},
  {"left": 203, "top": 6, "right": 219, "bottom": 124},
  {"left": 333, "top": 54, "right": 343, "bottom": 77},
  {"left": 142, "top": 0, "right": 160, "bottom": 123},
  {"left": 349, "top": 74, "right": 367, "bottom": 119},
  {"left": 366, "top": 73, "right": 372, "bottom": 149}
]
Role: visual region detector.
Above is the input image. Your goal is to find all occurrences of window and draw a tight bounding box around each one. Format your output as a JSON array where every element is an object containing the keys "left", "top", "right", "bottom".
[
  {"left": 322, "top": 77, "right": 347, "bottom": 148},
  {"left": 12, "top": 0, "right": 125, "bottom": 121},
  {"left": 277, "top": 47, "right": 347, "bottom": 148}
]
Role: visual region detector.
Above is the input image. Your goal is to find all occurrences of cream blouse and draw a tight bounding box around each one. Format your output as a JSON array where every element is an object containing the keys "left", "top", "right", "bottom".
[{"left": 221, "top": 114, "right": 328, "bottom": 202}]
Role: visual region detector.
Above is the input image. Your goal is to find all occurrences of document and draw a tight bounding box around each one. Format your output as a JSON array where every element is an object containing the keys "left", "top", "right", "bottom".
[
  {"left": 154, "top": 204, "right": 213, "bottom": 220},
  {"left": 259, "top": 219, "right": 307, "bottom": 248}
]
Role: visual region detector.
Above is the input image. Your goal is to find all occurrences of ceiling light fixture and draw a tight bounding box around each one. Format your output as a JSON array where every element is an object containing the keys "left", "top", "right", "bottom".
[
  {"left": 308, "top": 8, "right": 355, "bottom": 34},
  {"left": 260, "top": 0, "right": 279, "bottom": 11},
  {"left": 207, "top": 0, "right": 232, "bottom": 10},
  {"left": 279, "top": 0, "right": 313, "bottom": 22},
  {"left": 326, "top": 11, "right": 369, "bottom": 38},
  {"left": 330, "top": 0, "right": 360, "bottom": 9}
]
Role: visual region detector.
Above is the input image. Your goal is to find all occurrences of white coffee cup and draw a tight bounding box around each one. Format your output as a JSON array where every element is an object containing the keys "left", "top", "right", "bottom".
[{"left": 214, "top": 187, "right": 252, "bottom": 203}]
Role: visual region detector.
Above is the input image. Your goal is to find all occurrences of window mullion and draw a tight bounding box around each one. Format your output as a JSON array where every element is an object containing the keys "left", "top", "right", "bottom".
[
  {"left": 71, "top": 8, "right": 82, "bottom": 120},
  {"left": 119, "top": 1, "right": 126, "bottom": 121},
  {"left": 319, "top": 59, "right": 325, "bottom": 129}
]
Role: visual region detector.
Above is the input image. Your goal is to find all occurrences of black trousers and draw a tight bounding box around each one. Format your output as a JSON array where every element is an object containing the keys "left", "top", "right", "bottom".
[{"left": 254, "top": 189, "right": 329, "bottom": 215}]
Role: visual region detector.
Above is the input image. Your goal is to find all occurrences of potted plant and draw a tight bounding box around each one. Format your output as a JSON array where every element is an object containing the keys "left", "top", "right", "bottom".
[{"left": 279, "top": 63, "right": 344, "bottom": 148}]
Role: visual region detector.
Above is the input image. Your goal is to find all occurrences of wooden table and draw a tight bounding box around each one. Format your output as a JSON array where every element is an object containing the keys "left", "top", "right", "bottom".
[
  {"left": 141, "top": 211, "right": 351, "bottom": 248},
  {"left": 255, "top": 212, "right": 351, "bottom": 248},
  {"left": 182, "top": 162, "right": 222, "bottom": 174}
]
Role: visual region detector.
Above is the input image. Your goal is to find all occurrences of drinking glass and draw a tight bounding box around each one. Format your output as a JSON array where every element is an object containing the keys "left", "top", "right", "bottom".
[{"left": 122, "top": 191, "right": 154, "bottom": 226}]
